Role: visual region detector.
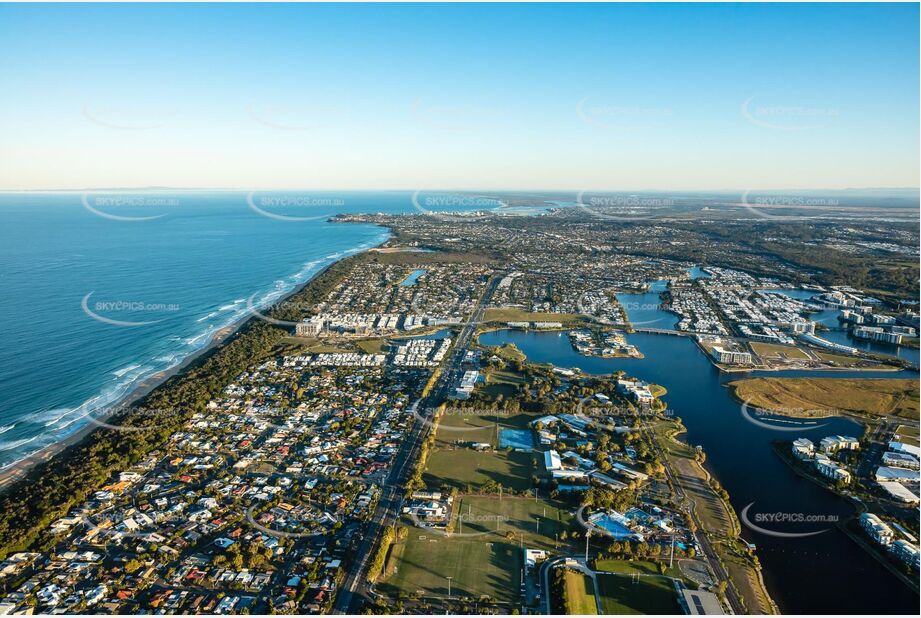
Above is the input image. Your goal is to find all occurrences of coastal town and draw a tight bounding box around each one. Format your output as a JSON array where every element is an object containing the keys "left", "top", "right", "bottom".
[{"left": 0, "top": 208, "right": 918, "bottom": 616}]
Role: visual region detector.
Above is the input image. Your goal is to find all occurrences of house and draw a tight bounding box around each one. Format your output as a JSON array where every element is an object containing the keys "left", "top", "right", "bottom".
[
  {"left": 523, "top": 548, "right": 547, "bottom": 573},
  {"left": 859, "top": 513, "right": 893, "bottom": 546},
  {"left": 889, "top": 540, "right": 921, "bottom": 569},
  {"left": 814, "top": 454, "right": 851, "bottom": 483},
  {"left": 819, "top": 435, "right": 859, "bottom": 454},
  {"left": 544, "top": 450, "right": 562, "bottom": 471},
  {"left": 791, "top": 438, "right": 814, "bottom": 460}
]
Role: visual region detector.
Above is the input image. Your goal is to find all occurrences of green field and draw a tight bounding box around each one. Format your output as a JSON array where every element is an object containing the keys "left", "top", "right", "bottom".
[
  {"left": 894, "top": 424, "right": 920, "bottom": 447},
  {"left": 424, "top": 448, "right": 535, "bottom": 491},
  {"left": 381, "top": 496, "right": 578, "bottom": 602},
  {"left": 424, "top": 405, "right": 541, "bottom": 491},
  {"left": 381, "top": 525, "right": 519, "bottom": 601},
  {"left": 596, "top": 572, "right": 680, "bottom": 615},
  {"left": 564, "top": 571, "right": 598, "bottom": 614},
  {"left": 750, "top": 341, "right": 810, "bottom": 360}
]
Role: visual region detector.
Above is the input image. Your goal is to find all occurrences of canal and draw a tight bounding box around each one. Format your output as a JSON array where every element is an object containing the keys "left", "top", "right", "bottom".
[{"left": 478, "top": 323, "right": 919, "bottom": 613}]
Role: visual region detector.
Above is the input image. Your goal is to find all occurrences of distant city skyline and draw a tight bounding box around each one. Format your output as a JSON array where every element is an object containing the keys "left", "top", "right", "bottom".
[{"left": 1, "top": 2, "right": 918, "bottom": 191}]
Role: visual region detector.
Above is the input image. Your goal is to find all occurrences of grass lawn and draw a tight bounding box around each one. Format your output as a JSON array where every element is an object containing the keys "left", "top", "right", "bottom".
[
  {"left": 595, "top": 572, "right": 680, "bottom": 615},
  {"left": 382, "top": 496, "right": 578, "bottom": 603},
  {"left": 424, "top": 448, "right": 534, "bottom": 491},
  {"left": 728, "top": 377, "right": 920, "bottom": 419},
  {"left": 492, "top": 343, "right": 527, "bottom": 363},
  {"left": 380, "top": 525, "right": 519, "bottom": 601},
  {"left": 434, "top": 408, "right": 506, "bottom": 447},
  {"left": 452, "top": 495, "right": 576, "bottom": 550},
  {"left": 895, "top": 424, "right": 920, "bottom": 447},
  {"left": 484, "top": 368, "right": 527, "bottom": 385},
  {"left": 355, "top": 338, "right": 388, "bottom": 354},
  {"left": 750, "top": 341, "right": 810, "bottom": 359},
  {"left": 564, "top": 571, "right": 598, "bottom": 614}
]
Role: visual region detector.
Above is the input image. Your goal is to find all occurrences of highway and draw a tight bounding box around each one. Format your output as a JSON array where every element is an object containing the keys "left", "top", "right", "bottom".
[{"left": 332, "top": 275, "right": 501, "bottom": 614}]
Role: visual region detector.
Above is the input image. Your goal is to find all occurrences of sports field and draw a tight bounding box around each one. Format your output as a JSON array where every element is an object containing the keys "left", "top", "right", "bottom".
[
  {"left": 894, "top": 424, "right": 920, "bottom": 447},
  {"left": 564, "top": 571, "right": 598, "bottom": 614},
  {"left": 381, "top": 495, "right": 577, "bottom": 602},
  {"left": 423, "top": 448, "right": 535, "bottom": 491},
  {"left": 596, "top": 572, "right": 680, "bottom": 615},
  {"left": 424, "top": 405, "right": 540, "bottom": 491},
  {"left": 380, "top": 524, "right": 519, "bottom": 601}
]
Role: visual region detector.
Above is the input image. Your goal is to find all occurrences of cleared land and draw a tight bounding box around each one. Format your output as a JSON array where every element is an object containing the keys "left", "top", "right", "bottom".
[
  {"left": 728, "top": 377, "right": 920, "bottom": 419},
  {"left": 596, "top": 572, "right": 680, "bottom": 615},
  {"left": 750, "top": 341, "right": 810, "bottom": 360},
  {"left": 564, "top": 571, "right": 598, "bottom": 615}
]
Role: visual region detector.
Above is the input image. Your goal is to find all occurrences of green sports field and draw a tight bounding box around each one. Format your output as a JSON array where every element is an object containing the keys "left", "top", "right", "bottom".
[
  {"left": 596, "top": 572, "right": 681, "bottom": 615},
  {"left": 381, "top": 495, "right": 578, "bottom": 602},
  {"left": 424, "top": 406, "right": 540, "bottom": 491},
  {"left": 423, "top": 448, "right": 535, "bottom": 491}
]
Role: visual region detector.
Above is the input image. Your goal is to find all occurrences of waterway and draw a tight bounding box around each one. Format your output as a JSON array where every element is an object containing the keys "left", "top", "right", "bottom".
[
  {"left": 479, "top": 318, "right": 919, "bottom": 613},
  {"left": 400, "top": 268, "right": 427, "bottom": 287}
]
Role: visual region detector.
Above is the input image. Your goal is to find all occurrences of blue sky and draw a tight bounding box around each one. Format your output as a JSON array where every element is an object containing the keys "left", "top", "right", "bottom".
[{"left": 0, "top": 2, "right": 918, "bottom": 191}]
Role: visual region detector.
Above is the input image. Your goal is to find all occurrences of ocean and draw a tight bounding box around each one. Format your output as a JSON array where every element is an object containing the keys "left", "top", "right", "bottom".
[{"left": 0, "top": 190, "right": 493, "bottom": 469}]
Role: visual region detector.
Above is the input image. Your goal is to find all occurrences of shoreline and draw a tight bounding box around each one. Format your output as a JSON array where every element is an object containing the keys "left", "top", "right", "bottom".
[{"left": 0, "top": 229, "right": 391, "bottom": 491}]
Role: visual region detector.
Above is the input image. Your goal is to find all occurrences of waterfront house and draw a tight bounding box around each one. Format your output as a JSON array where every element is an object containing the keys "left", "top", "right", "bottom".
[
  {"left": 791, "top": 438, "right": 815, "bottom": 460},
  {"left": 889, "top": 540, "right": 921, "bottom": 569},
  {"left": 814, "top": 454, "right": 851, "bottom": 483},
  {"left": 819, "top": 435, "right": 860, "bottom": 454},
  {"left": 859, "top": 513, "right": 894, "bottom": 546}
]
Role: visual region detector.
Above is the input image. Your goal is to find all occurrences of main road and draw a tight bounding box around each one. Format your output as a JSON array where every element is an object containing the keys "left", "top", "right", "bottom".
[{"left": 332, "top": 275, "right": 502, "bottom": 614}]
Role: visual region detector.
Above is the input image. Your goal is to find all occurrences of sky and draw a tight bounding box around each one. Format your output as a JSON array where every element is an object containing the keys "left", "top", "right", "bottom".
[{"left": 0, "top": 2, "right": 918, "bottom": 192}]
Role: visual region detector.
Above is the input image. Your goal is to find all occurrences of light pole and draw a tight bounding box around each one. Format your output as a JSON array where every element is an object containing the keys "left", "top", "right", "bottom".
[
  {"left": 446, "top": 576, "right": 453, "bottom": 600},
  {"left": 669, "top": 533, "right": 675, "bottom": 569},
  {"left": 585, "top": 529, "right": 591, "bottom": 562}
]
